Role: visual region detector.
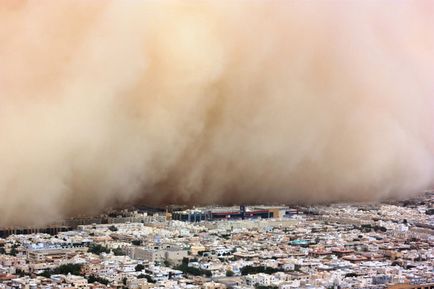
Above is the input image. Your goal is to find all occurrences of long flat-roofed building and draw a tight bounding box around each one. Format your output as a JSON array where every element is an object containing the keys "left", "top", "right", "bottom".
[{"left": 172, "top": 205, "right": 294, "bottom": 222}]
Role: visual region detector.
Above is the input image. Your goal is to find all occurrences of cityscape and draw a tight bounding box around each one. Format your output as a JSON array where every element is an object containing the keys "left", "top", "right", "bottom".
[
  {"left": 0, "top": 192, "right": 432, "bottom": 289},
  {"left": 1, "top": 1, "right": 433, "bottom": 289}
]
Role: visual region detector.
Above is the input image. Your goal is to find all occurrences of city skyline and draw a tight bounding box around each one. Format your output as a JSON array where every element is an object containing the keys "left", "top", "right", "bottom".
[{"left": 1, "top": 1, "right": 433, "bottom": 226}]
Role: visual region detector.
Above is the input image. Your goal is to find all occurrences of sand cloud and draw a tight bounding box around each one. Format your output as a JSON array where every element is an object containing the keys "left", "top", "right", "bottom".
[{"left": 0, "top": 0, "right": 433, "bottom": 225}]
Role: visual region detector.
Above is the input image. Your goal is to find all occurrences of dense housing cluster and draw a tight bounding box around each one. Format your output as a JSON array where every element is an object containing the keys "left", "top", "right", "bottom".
[{"left": 0, "top": 193, "right": 433, "bottom": 289}]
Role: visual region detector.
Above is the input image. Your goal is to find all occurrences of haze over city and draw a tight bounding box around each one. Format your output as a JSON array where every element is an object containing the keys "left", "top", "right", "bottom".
[
  {"left": 0, "top": 0, "right": 433, "bottom": 226},
  {"left": 1, "top": 2, "right": 434, "bottom": 289}
]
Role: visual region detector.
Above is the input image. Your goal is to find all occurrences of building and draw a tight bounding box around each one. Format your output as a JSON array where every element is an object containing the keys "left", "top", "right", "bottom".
[
  {"left": 172, "top": 206, "right": 293, "bottom": 222},
  {"left": 129, "top": 245, "right": 187, "bottom": 264},
  {"left": 27, "top": 244, "right": 88, "bottom": 264},
  {"left": 388, "top": 284, "right": 434, "bottom": 289}
]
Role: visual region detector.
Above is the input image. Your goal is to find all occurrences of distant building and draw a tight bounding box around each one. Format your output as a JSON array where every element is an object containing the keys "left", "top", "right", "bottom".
[
  {"left": 129, "top": 245, "right": 187, "bottom": 264},
  {"left": 0, "top": 226, "right": 71, "bottom": 238},
  {"left": 26, "top": 243, "right": 88, "bottom": 264},
  {"left": 387, "top": 283, "right": 434, "bottom": 289},
  {"left": 172, "top": 206, "right": 293, "bottom": 222}
]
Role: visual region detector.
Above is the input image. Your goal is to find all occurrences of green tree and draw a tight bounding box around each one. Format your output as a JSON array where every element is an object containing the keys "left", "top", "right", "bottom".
[
  {"left": 255, "top": 286, "right": 278, "bottom": 289},
  {"left": 87, "top": 275, "right": 110, "bottom": 285},
  {"left": 137, "top": 274, "right": 155, "bottom": 283},
  {"left": 226, "top": 270, "right": 234, "bottom": 277},
  {"left": 240, "top": 266, "right": 283, "bottom": 276},
  {"left": 112, "top": 247, "right": 125, "bottom": 256},
  {"left": 135, "top": 264, "right": 145, "bottom": 272},
  {"left": 175, "top": 263, "right": 212, "bottom": 277},
  {"left": 108, "top": 225, "right": 118, "bottom": 232},
  {"left": 40, "top": 270, "right": 51, "bottom": 278},
  {"left": 204, "top": 270, "right": 212, "bottom": 277},
  {"left": 88, "top": 244, "right": 110, "bottom": 255},
  {"left": 131, "top": 240, "right": 141, "bottom": 246},
  {"left": 9, "top": 244, "right": 19, "bottom": 256},
  {"left": 39, "top": 263, "right": 83, "bottom": 277}
]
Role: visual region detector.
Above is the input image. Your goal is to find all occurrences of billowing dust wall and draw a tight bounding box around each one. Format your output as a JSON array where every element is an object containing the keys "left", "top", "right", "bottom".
[{"left": 0, "top": 0, "right": 433, "bottom": 225}]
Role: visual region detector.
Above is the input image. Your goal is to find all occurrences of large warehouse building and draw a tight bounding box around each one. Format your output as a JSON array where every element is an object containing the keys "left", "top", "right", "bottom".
[{"left": 171, "top": 205, "right": 296, "bottom": 222}]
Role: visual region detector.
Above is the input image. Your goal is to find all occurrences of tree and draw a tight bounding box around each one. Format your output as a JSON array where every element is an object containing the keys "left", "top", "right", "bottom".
[
  {"left": 240, "top": 266, "right": 282, "bottom": 276},
  {"left": 108, "top": 225, "right": 118, "bottom": 232},
  {"left": 175, "top": 263, "right": 212, "bottom": 277},
  {"left": 135, "top": 264, "right": 145, "bottom": 272},
  {"left": 204, "top": 270, "right": 212, "bottom": 277},
  {"left": 88, "top": 244, "right": 110, "bottom": 255},
  {"left": 169, "top": 271, "right": 175, "bottom": 279},
  {"left": 39, "top": 270, "right": 51, "bottom": 278},
  {"left": 131, "top": 240, "right": 141, "bottom": 246},
  {"left": 39, "top": 263, "right": 83, "bottom": 278},
  {"left": 226, "top": 270, "right": 234, "bottom": 277},
  {"left": 9, "top": 247, "right": 17, "bottom": 256},
  {"left": 112, "top": 247, "right": 125, "bottom": 256},
  {"left": 164, "top": 260, "right": 171, "bottom": 267},
  {"left": 137, "top": 274, "right": 155, "bottom": 283},
  {"left": 8, "top": 244, "right": 19, "bottom": 256},
  {"left": 15, "top": 269, "right": 27, "bottom": 277},
  {"left": 55, "top": 264, "right": 83, "bottom": 275},
  {"left": 87, "top": 275, "right": 110, "bottom": 285}
]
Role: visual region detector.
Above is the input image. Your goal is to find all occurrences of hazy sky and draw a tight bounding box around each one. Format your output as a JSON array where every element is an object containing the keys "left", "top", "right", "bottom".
[{"left": 0, "top": 0, "right": 433, "bottom": 226}]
